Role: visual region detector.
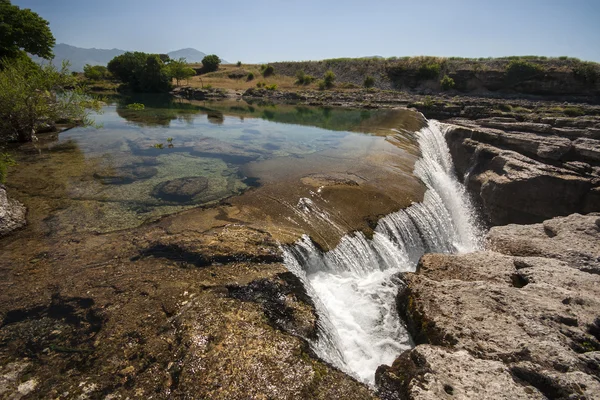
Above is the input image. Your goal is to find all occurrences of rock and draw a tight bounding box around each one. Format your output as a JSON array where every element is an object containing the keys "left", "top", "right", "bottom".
[
  {"left": 93, "top": 166, "right": 158, "bottom": 184},
  {"left": 573, "top": 138, "right": 600, "bottom": 163},
  {"left": 445, "top": 125, "right": 599, "bottom": 225},
  {"left": 151, "top": 177, "right": 209, "bottom": 202},
  {"left": 0, "top": 185, "right": 26, "bottom": 237},
  {"left": 384, "top": 214, "right": 600, "bottom": 400}
]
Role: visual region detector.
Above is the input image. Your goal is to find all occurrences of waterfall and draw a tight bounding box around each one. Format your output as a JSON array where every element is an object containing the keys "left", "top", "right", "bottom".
[{"left": 282, "top": 120, "right": 483, "bottom": 384}]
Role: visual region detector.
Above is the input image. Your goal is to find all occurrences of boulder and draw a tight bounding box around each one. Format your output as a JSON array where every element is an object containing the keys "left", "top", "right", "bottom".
[
  {"left": 0, "top": 185, "right": 26, "bottom": 237},
  {"left": 151, "top": 177, "right": 209, "bottom": 202}
]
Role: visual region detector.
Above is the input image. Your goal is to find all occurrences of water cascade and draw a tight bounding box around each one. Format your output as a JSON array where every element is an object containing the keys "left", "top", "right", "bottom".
[{"left": 282, "top": 120, "right": 483, "bottom": 384}]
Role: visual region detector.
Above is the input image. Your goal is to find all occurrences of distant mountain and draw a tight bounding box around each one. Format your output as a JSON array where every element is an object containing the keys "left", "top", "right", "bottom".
[{"left": 32, "top": 44, "right": 227, "bottom": 72}]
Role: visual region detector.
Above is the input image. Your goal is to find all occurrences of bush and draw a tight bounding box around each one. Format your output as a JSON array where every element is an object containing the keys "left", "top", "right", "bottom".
[
  {"left": 417, "top": 63, "right": 441, "bottom": 80},
  {"left": 236, "top": 61, "right": 242, "bottom": 67},
  {"left": 265, "top": 84, "right": 277, "bottom": 90},
  {"left": 363, "top": 75, "right": 375, "bottom": 88},
  {"left": 573, "top": 61, "right": 599, "bottom": 85},
  {"left": 323, "top": 70, "right": 335, "bottom": 88},
  {"left": 295, "top": 70, "right": 314, "bottom": 85},
  {"left": 440, "top": 75, "right": 455, "bottom": 90},
  {"left": 247, "top": 72, "right": 255, "bottom": 81},
  {"left": 126, "top": 103, "right": 145, "bottom": 110},
  {"left": 422, "top": 96, "right": 434, "bottom": 108},
  {"left": 108, "top": 52, "right": 172, "bottom": 92},
  {"left": 262, "top": 65, "right": 275, "bottom": 77},
  {"left": 256, "top": 81, "right": 265, "bottom": 88},
  {"left": 201, "top": 54, "right": 221, "bottom": 73},
  {"left": 317, "top": 80, "right": 326, "bottom": 90},
  {"left": 83, "top": 64, "right": 110, "bottom": 81},
  {"left": 0, "top": 57, "right": 102, "bottom": 142},
  {"left": 563, "top": 106, "right": 585, "bottom": 117},
  {"left": 505, "top": 60, "right": 543, "bottom": 81}
]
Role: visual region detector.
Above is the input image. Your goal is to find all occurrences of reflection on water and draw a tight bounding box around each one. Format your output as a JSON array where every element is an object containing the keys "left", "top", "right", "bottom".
[{"left": 5, "top": 94, "right": 423, "bottom": 236}]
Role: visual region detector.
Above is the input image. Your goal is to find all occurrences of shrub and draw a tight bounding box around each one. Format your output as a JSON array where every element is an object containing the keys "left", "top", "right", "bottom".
[
  {"left": 108, "top": 52, "right": 172, "bottom": 92},
  {"left": 417, "top": 63, "right": 441, "bottom": 80},
  {"left": 363, "top": 75, "right": 375, "bottom": 88},
  {"left": 295, "top": 70, "right": 314, "bottom": 85},
  {"left": 317, "top": 80, "right": 326, "bottom": 90},
  {"left": 236, "top": 61, "right": 242, "bottom": 67},
  {"left": 505, "top": 60, "right": 543, "bottom": 81},
  {"left": 422, "top": 96, "right": 434, "bottom": 108},
  {"left": 262, "top": 65, "right": 275, "bottom": 77},
  {"left": 201, "top": 54, "right": 221, "bottom": 73},
  {"left": 83, "top": 64, "right": 110, "bottom": 81},
  {"left": 563, "top": 106, "right": 585, "bottom": 117},
  {"left": 256, "top": 81, "right": 265, "bottom": 88},
  {"left": 247, "top": 72, "right": 255, "bottom": 81},
  {"left": 573, "top": 61, "right": 599, "bottom": 84},
  {"left": 440, "top": 75, "right": 455, "bottom": 90},
  {"left": 498, "top": 104, "right": 513, "bottom": 112},
  {"left": 323, "top": 70, "right": 335, "bottom": 88},
  {"left": 265, "top": 84, "right": 277, "bottom": 90}
]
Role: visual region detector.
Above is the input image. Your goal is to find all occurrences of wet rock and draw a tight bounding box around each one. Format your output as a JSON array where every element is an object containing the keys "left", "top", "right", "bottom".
[
  {"left": 151, "top": 176, "right": 209, "bottom": 202},
  {"left": 0, "top": 185, "right": 26, "bottom": 237},
  {"left": 300, "top": 173, "right": 364, "bottom": 188},
  {"left": 385, "top": 214, "right": 600, "bottom": 400},
  {"left": 93, "top": 166, "right": 158, "bottom": 184}
]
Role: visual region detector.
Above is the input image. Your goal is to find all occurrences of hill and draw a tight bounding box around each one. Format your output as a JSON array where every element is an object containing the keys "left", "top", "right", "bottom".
[{"left": 32, "top": 44, "right": 226, "bottom": 72}]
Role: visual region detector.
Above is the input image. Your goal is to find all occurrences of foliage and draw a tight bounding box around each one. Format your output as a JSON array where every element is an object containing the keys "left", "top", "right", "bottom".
[
  {"left": 236, "top": 61, "right": 242, "bottom": 67},
  {"left": 262, "top": 64, "right": 275, "bottom": 77},
  {"left": 83, "top": 64, "right": 110, "bottom": 81},
  {"left": 295, "top": 70, "right": 314, "bottom": 85},
  {"left": 0, "top": 0, "right": 55, "bottom": 60},
  {"left": 246, "top": 72, "right": 254, "bottom": 81},
  {"left": 201, "top": 54, "right": 220, "bottom": 73},
  {"left": 256, "top": 81, "right": 265, "bottom": 88},
  {"left": 322, "top": 70, "right": 336, "bottom": 88},
  {"left": 573, "top": 61, "right": 599, "bottom": 85},
  {"left": 107, "top": 52, "right": 172, "bottom": 92},
  {"left": 317, "top": 80, "right": 326, "bottom": 90},
  {"left": 0, "top": 152, "right": 16, "bottom": 183},
  {"left": 265, "top": 83, "right": 277, "bottom": 90},
  {"left": 168, "top": 57, "right": 195, "bottom": 86},
  {"left": 440, "top": 74, "right": 455, "bottom": 90},
  {"left": 126, "top": 103, "right": 145, "bottom": 110},
  {"left": 0, "top": 57, "right": 102, "bottom": 142},
  {"left": 417, "top": 62, "right": 441, "bottom": 80},
  {"left": 363, "top": 75, "right": 375, "bottom": 88},
  {"left": 422, "top": 96, "right": 434, "bottom": 108},
  {"left": 505, "top": 60, "right": 543, "bottom": 81},
  {"left": 563, "top": 106, "right": 585, "bottom": 117}
]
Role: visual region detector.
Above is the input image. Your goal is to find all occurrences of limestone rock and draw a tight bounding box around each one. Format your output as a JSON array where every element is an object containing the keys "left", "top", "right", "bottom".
[{"left": 0, "top": 185, "right": 26, "bottom": 237}]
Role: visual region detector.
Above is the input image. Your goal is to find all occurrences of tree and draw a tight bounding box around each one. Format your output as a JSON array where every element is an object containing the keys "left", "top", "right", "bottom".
[
  {"left": 201, "top": 54, "right": 220, "bottom": 73},
  {"left": 0, "top": 0, "right": 55, "bottom": 60},
  {"left": 168, "top": 57, "right": 195, "bottom": 86},
  {"left": 0, "top": 57, "right": 102, "bottom": 142},
  {"left": 83, "top": 64, "right": 110, "bottom": 81},
  {"left": 107, "top": 52, "right": 172, "bottom": 92},
  {"left": 323, "top": 70, "right": 336, "bottom": 88}
]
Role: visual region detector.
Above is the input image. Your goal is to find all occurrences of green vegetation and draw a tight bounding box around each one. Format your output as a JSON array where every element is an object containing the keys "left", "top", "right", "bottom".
[
  {"left": 256, "top": 81, "right": 265, "bottom": 88},
  {"left": 168, "top": 57, "right": 195, "bottom": 86},
  {"left": 0, "top": 152, "right": 16, "bottom": 183},
  {"left": 201, "top": 54, "right": 220, "bottom": 73},
  {"left": 363, "top": 75, "right": 375, "bottom": 88},
  {"left": 262, "top": 64, "right": 275, "bottom": 77},
  {"left": 83, "top": 64, "right": 110, "bottom": 80},
  {"left": 236, "top": 61, "right": 242, "bottom": 67},
  {"left": 247, "top": 72, "right": 254, "bottom": 81},
  {"left": 0, "top": 0, "right": 55, "bottom": 60},
  {"left": 573, "top": 61, "right": 599, "bottom": 84},
  {"left": 107, "top": 52, "right": 172, "bottom": 92},
  {"left": 295, "top": 70, "right": 314, "bottom": 85},
  {"left": 265, "top": 83, "right": 277, "bottom": 91},
  {"left": 563, "top": 106, "right": 585, "bottom": 117},
  {"left": 440, "top": 74, "right": 455, "bottom": 90},
  {"left": 417, "top": 62, "right": 441, "bottom": 80},
  {"left": 126, "top": 103, "right": 145, "bottom": 110},
  {"left": 323, "top": 70, "right": 336, "bottom": 89},
  {"left": 505, "top": 60, "right": 544, "bottom": 81},
  {"left": 0, "top": 57, "right": 102, "bottom": 142}
]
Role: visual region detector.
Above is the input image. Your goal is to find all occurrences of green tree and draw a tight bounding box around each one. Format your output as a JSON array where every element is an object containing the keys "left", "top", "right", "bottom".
[
  {"left": 107, "top": 52, "right": 172, "bottom": 92},
  {"left": 83, "top": 64, "right": 110, "bottom": 80},
  {"left": 201, "top": 54, "right": 220, "bottom": 73},
  {"left": 0, "top": 0, "right": 55, "bottom": 60},
  {"left": 440, "top": 74, "right": 455, "bottom": 90},
  {"left": 168, "top": 57, "right": 195, "bottom": 86},
  {"left": 323, "top": 70, "right": 336, "bottom": 88},
  {"left": 0, "top": 57, "right": 102, "bottom": 142}
]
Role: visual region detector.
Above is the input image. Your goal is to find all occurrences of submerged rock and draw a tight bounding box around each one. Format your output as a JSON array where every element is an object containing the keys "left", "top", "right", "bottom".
[
  {"left": 382, "top": 213, "right": 600, "bottom": 399},
  {"left": 151, "top": 176, "right": 209, "bottom": 202},
  {"left": 0, "top": 185, "right": 26, "bottom": 237},
  {"left": 93, "top": 166, "right": 158, "bottom": 184}
]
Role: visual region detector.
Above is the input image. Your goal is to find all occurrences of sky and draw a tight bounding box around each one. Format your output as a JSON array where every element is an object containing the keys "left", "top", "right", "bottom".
[{"left": 12, "top": 0, "right": 600, "bottom": 63}]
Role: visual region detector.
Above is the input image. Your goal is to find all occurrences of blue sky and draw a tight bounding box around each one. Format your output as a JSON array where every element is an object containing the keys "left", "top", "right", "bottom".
[{"left": 13, "top": 0, "right": 600, "bottom": 62}]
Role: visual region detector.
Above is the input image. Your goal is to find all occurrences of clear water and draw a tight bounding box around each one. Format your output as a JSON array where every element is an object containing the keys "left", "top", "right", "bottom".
[
  {"left": 283, "top": 120, "right": 483, "bottom": 384},
  {"left": 6, "top": 95, "right": 424, "bottom": 236}
]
